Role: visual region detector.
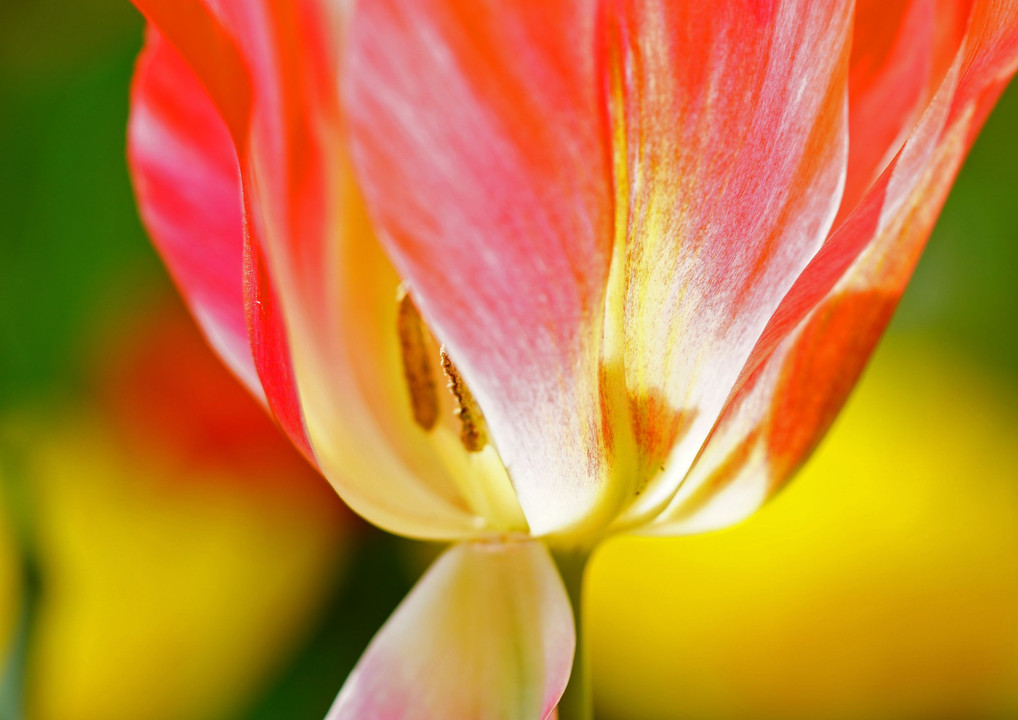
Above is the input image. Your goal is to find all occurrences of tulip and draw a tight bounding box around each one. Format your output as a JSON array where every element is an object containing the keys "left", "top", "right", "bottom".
[{"left": 125, "top": 1, "right": 1018, "bottom": 717}]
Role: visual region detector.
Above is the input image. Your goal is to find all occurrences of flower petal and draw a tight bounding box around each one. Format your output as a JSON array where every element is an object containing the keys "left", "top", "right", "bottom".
[
  {"left": 609, "top": 0, "right": 853, "bottom": 523},
  {"left": 328, "top": 541, "right": 574, "bottom": 720},
  {"left": 651, "top": 0, "right": 1018, "bottom": 534},
  {"left": 345, "top": 0, "right": 854, "bottom": 536},
  {"left": 129, "top": 0, "right": 252, "bottom": 141},
  {"left": 344, "top": 1, "right": 616, "bottom": 536},
  {"left": 219, "top": 1, "right": 488, "bottom": 536},
  {"left": 841, "top": 0, "right": 971, "bottom": 216},
  {"left": 128, "top": 29, "right": 255, "bottom": 396},
  {"left": 128, "top": 27, "right": 315, "bottom": 461},
  {"left": 129, "top": 1, "right": 490, "bottom": 538}
]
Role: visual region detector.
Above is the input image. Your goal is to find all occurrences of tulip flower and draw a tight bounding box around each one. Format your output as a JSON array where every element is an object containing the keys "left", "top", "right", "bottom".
[{"left": 125, "top": 0, "right": 1018, "bottom": 717}]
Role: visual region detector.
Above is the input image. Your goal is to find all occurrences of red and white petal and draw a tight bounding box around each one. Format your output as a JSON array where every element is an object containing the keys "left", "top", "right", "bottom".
[
  {"left": 227, "top": 2, "right": 488, "bottom": 537},
  {"left": 328, "top": 541, "right": 574, "bottom": 720},
  {"left": 344, "top": 1, "right": 856, "bottom": 536},
  {"left": 129, "top": 3, "right": 486, "bottom": 538},
  {"left": 613, "top": 0, "right": 854, "bottom": 523},
  {"left": 650, "top": 0, "right": 1018, "bottom": 535},
  {"left": 840, "top": 0, "right": 971, "bottom": 217},
  {"left": 128, "top": 30, "right": 256, "bottom": 396},
  {"left": 344, "top": 1, "right": 617, "bottom": 536},
  {"left": 129, "top": 24, "right": 316, "bottom": 462}
]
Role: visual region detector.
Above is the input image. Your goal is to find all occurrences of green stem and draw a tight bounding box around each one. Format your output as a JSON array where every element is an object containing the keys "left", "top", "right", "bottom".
[{"left": 552, "top": 547, "right": 592, "bottom": 720}]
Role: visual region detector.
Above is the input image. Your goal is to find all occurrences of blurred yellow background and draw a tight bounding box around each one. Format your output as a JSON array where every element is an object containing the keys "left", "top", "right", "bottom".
[
  {"left": 590, "top": 340, "right": 1018, "bottom": 719},
  {"left": 1, "top": 301, "right": 354, "bottom": 720},
  {"left": 2, "top": 2, "right": 1017, "bottom": 719}
]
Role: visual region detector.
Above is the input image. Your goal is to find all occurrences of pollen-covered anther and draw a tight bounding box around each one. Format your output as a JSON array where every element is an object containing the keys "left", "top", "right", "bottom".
[
  {"left": 440, "top": 346, "right": 488, "bottom": 453},
  {"left": 396, "top": 285, "right": 439, "bottom": 431}
]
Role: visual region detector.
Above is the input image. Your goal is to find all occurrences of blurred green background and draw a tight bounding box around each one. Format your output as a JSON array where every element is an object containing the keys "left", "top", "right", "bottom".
[{"left": 1, "top": 3, "right": 1017, "bottom": 719}]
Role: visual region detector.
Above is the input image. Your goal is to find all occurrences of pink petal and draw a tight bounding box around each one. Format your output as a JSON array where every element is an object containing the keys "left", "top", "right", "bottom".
[
  {"left": 345, "top": 0, "right": 854, "bottom": 535},
  {"left": 607, "top": 0, "right": 854, "bottom": 524},
  {"left": 652, "top": 0, "right": 1018, "bottom": 534},
  {"left": 328, "top": 541, "right": 574, "bottom": 720},
  {"left": 128, "top": 26, "right": 314, "bottom": 461},
  {"left": 128, "top": 29, "right": 256, "bottom": 395},
  {"left": 344, "top": 1, "right": 616, "bottom": 535},
  {"left": 129, "top": 2, "right": 487, "bottom": 537}
]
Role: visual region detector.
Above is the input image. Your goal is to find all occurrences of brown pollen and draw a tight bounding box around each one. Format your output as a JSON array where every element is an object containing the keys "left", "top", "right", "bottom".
[
  {"left": 395, "top": 286, "right": 439, "bottom": 431},
  {"left": 440, "top": 346, "right": 488, "bottom": 453}
]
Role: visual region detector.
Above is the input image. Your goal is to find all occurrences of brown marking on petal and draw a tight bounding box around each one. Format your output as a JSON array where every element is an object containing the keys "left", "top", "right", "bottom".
[
  {"left": 440, "top": 346, "right": 488, "bottom": 453},
  {"left": 766, "top": 290, "right": 896, "bottom": 484},
  {"left": 396, "top": 285, "right": 438, "bottom": 431},
  {"left": 597, "top": 366, "right": 617, "bottom": 462},
  {"left": 597, "top": 364, "right": 699, "bottom": 500},
  {"left": 629, "top": 391, "right": 696, "bottom": 483}
]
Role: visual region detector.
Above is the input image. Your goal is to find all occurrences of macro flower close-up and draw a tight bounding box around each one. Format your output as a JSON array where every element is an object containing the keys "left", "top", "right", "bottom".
[
  {"left": 3, "top": 0, "right": 1017, "bottom": 718},
  {"left": 120, "top": 0, "right": 1018, "bottom": 717}
]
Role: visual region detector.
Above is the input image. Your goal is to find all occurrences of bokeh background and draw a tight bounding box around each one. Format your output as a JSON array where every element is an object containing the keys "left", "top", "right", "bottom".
[{"left": 1, "top": 4, "right": 1017, "bottom": 719}]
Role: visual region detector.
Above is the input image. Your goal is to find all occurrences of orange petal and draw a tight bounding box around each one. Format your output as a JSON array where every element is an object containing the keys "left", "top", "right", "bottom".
[
  {"left": 652, "top": 0, "right": 1018, "bottom": 534},
  {"left": 840, "top": 0, "right": 971, "bottom": 217}
]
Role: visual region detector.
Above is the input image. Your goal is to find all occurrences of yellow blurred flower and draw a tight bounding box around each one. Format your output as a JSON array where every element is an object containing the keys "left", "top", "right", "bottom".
[
  {"left": 590, "top": 339, "right": 1018, "bottom": 720},
  {"left": 0, "top": 301, "right": 352, "bottom": 720},
  {"left": 19, "top": 418, "right": 345, "bottom": 720}
]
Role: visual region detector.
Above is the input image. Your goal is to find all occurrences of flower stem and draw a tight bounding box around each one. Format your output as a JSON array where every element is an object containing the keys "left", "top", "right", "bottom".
[{"left": 552, "top": 547, "right": 593, "bottom": 720}]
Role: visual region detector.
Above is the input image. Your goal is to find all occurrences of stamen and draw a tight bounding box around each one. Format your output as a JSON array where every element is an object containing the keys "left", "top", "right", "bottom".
[
  {"left": 440, "top": 346, "right": 488, "bottom": 452},
  {"left": 396, "top": 286, "right": 438, "bottom": 431}
]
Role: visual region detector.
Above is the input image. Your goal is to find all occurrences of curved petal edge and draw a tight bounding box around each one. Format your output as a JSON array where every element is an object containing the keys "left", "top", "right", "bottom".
[{"left": 328, "top": 541, "right": 574, "bottom": 720}]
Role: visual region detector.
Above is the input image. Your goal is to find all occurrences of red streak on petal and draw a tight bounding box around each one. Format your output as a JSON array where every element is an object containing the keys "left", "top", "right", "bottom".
[
  {"left": 766, "top": 291, "right": 896, "bottom": 483},
  {"left": 628, "top": 393, "right": 697, "bottom": 484},
  {"left": 245, "top": 233, "right": 315, "bottom": 463},
  {"left": 129, "top": 0, "right": 252, "bottom": 145}
]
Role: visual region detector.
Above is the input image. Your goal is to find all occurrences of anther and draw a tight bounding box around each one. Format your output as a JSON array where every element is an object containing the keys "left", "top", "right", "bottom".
[
  {"left": 396, "top": 286, "right": 439, "bottom": 431},
  {"left": 440, "top": 346, "right": 488, "bottom": 452}
]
